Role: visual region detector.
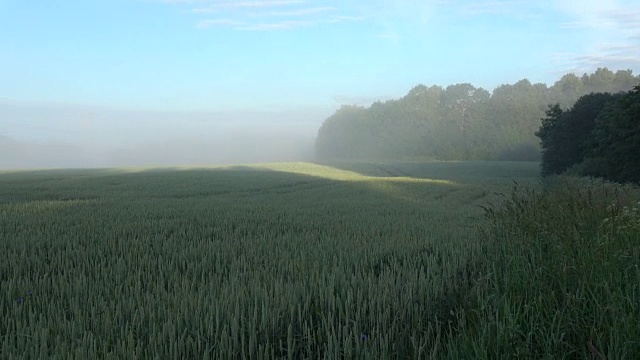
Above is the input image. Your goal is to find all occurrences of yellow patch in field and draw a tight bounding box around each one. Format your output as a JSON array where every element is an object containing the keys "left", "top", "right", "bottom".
[{"left": 251, "top": 162, "right": 457, "bottom": 185}]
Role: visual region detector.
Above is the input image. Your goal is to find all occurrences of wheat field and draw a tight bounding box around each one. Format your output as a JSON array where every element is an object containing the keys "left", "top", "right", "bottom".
[{"left": 1, "top": 161, "right": 548, "bottom": 358}]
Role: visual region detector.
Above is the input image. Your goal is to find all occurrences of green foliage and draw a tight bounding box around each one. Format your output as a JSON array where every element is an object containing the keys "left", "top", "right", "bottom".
[
  {"left": 537, "top": 93, "right": 623, "bottom": 176},
  {"left": 537, "top": 83, "right": 640, "bottom": 184},
  {"left": 316, "top": 68, "right": 639, "bottom": 162},
  {"left": 536, "top": 104, "right": 565, "bottom": 176},
  {"left": 583, "top": 85, "right": 640, "bottom": 184},
  {"left": 0, "top": 161, "right": 540, "bottom": 358},
  {"left": 448, "top": 177, "right": 640, "bottom": 358},
  {"left": 315, "top": 105, "right": 371, "bottom": 160}
]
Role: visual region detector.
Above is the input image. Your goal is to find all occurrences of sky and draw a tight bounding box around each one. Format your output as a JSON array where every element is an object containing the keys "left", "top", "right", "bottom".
[{"left": 1, "top": 0, "right": 639, "bottom": 168}]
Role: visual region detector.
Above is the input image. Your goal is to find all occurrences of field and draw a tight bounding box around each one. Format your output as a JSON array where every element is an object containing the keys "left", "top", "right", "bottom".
[{"left": 2, "top": 161, "right": 637, "bottom": 358}]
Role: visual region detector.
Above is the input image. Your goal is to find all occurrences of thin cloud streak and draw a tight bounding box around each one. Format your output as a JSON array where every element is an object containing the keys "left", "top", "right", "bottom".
[
  {"left": 157, "top": 0, "right": 206, "bottom": 3},
  {"left": 165, "top": 0, "right": 364, "bottom": 31},
  {"left": 197, "top": 11, "right": 363, "bottom": 30},
  {"left": 196, "top": 19, "right": 244, "bottom": 28},
  {"left": 551, "top": 48, "right": 640, "bottom": 75},
  {"left": 326, "top": 15, "right": 364, "bottom": 23},
  {"left": 549, "top": 0, "right": 640, "bottom": 75},
  {"left": 236, "top": 20, "right": 314, "bottom": 30},
  {"left": 460, "top": 0, "right": 528, "bottom": 15},
  {"left": 602, "top": 9, "right": 640, "bottom": 29},
  {"left": 266, "top": 7, "right": 335, "bottom": 16},
  {"left": 159, "top": 0, "right": 640, "bottom": 73},
  {"left": 193, "top": 0, "right": 309, "bottom": 13}
]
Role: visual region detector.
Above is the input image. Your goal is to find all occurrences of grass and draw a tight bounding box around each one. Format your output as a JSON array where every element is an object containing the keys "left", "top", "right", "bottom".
[
  {"left": 448, "top": 176, "right": 640, "bottom": 359},
  {"left": 1, "top": 161, "right": 637, "bottom": 358}
]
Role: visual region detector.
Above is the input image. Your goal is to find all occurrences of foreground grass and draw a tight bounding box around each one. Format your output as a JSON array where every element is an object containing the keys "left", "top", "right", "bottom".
[
  {"left": 450, "top": 176, "right": 640, "bottom": 358},
  {"left": 3, "top": 161, "right": 637, "bottom": 358},
  {"left": 1, "top": 161, "right": 537, "bottom": 359}
]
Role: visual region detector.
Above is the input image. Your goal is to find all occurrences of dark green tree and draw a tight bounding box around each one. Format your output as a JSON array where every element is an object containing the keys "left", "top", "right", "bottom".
[
  {"left": 536, "top": 104, "right": 567, "bottom": 175},
  {"left": 536, "top": 93, "right": 622, "bottom": 176},
  {"left": 583, "top": 85, "right": 640, "bottom": 183}
]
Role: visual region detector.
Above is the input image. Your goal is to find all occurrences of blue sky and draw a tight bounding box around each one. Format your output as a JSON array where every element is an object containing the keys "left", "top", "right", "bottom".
[
  {"left": 0, "top": 0, "right": 639, "bottom": 167},
  {"left": 2, "top": 0, "right": 639, "bottom": 111}
]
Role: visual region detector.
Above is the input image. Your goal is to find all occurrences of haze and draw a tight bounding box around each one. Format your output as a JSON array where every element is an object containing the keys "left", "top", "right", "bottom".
[{"left": 1, "top": 0, "right": 639, "bottom": 169}]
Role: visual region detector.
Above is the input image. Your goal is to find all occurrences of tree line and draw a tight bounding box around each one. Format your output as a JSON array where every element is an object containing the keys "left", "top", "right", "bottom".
[
  {"left": 316, "top": 68, "right": 639, "bottom": 162},
  {"left": 537, "top": 84, "right": 640, "bottom": 183}
]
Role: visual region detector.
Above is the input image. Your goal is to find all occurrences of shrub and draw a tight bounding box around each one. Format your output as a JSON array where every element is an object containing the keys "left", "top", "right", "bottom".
[{"left": 448, "top": 177, "right": 640, "bottom": 358}]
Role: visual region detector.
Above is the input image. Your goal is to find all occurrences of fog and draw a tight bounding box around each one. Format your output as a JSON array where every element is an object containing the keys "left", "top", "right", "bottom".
[{"left": 0, "top": 99, "right": 331, "bottom": 169}]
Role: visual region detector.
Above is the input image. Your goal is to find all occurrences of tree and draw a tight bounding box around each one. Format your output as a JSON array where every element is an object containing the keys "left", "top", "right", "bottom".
[
  {"left": 316, "top": 105, "right": 369, "bottom": 160},
  {"left": 315, "top": 69, "right": 640, "bottom": 163},
  {"left": 612, "top": 69, "right": 639, "bottom": 93},
  {"left": 582, "top": 67, "right": 615, "bottom": 94},
  {"left": 584, "top": 85, "right": 640, "bottom": 183},
  {"left": 536, "top": 93, "right": 622, "bottom": 176},
  {"left": 489, "top": 79, "right": 548, "bottom": 160},
  {"left": 550, "top": 73, "right": 584, "bottom": 109},
  {"left": 537, "top": 104, "right": 567, "bottom": 175}
]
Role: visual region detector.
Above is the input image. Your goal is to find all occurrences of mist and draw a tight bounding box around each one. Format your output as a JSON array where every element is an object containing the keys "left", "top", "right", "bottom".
[{"left": 0, "top": 99, "right": 331, "bottom": 169}]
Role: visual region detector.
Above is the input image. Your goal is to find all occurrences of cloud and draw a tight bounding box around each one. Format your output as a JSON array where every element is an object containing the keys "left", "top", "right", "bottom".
[
  {"left": 460, "top": 0, "right": 528, "bottom": 15},
  {"left": 156, "top": 0, "right": 204, "bottom": 3},
  {"left": 193, "top": 3, "right": 362, "bottom": 31},
  {"left": 192, "top": 0, "right": 309, "bottom": 13},
  {"left": 265, "top": 6, "right": 335, "bottom": 16},
  {"left": 553, "top": 0, "right": 640, "bottom": 32},
  {"left": 196, "top": 19, "right": 244, "bottom": 28},
  {"left": 235, "top": 20, "right": 314, "bottom": 30},
  {"left": 602, "top": 8, "right": 640, "bottom": 30},
  {"left": 551, "top": 45, "right": 640, "bottom": 75},
  {"left": 549, "top": 0, "right": 640, "bottom": 74},
  {"left": 197, "top": 14, "right": 362, "bottom": 30},
  {"left": 156, "top": 0, "right": 363, "bottom": 31}
]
